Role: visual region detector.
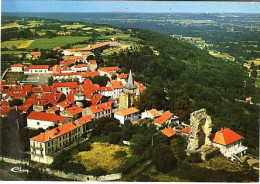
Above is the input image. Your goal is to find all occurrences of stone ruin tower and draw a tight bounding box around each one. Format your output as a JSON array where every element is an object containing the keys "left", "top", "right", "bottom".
[{"left": 186, "top": 108, "right": 212, "bottom": 155}]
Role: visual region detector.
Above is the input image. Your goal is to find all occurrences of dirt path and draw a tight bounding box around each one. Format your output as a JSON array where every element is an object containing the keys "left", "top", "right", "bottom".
[{"left": 120, "top": 160, "right": 151, "bottom": 181}]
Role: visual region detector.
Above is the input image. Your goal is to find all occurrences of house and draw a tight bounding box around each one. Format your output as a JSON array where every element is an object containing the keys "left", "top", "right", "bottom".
[
  {"left": 82, "top": 101, "right": 112, "bottom": 119},
  {"left": 98, "top": 67, "right": 121, "bottom": 79},
  {"left": 26, "top": 52, "right": 41, "bottom": 60},
  {"left": 60, "top": 105, "right": 83, "bottom": 120},
  {"left": 117, "top": 73, "right": 128, "bottom": 85},
  {"left": 72, "top": 64, "right": 89, "bottom": 72},
  {"left": 27, "top": 111, "right": 69, "bottom": 129},
  {"left": 11, "top": 64, "right": 23, "bottom": 72},
  {"left": 114, "top": 107, "right": 139, "bottom": 124},
  {"left": 63, "top": 48, "right": 86, "bottom": 56},
  {"left": 88, "top": 60, "right": 97, "bottom": 71},
  {"left": 181, "top": 126, "right": 190, "bottom": 136},
  {"left": 154, "top": 111, "right": 179, "bottom": 128},
  {"left": 24, "top": 65, "right": 52, "bottom": 74},
  {"left": 75, "top": 115, "right": 92, "bottom": 133},
  {"left": 107, "top": 80, "right": 124, "bottom": 98},
  {"left": 100, "top": 87, "right": 113, "bottom": 97},
  {"left": 141, "top": 109, "right": 161, "bottom": 119},
  {"left": 30, "top": 121, "right": 82, "bottom": 164},
  {"left": 161, "top": 127, "right": 177, "bottom": 138},
  {"left": 210, "top": 128, "right": 247, "bottom": 161},
  {"left": 74, "top": 51, "right": 92, "bottom": 58},
  {"left": 53, "top": 82, "right": 79, "bottom": 95}
]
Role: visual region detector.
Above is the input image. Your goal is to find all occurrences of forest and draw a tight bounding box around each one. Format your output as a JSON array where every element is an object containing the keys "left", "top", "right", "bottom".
[{"left": 105, "top": 29, "right": 259, "bottom": 154}]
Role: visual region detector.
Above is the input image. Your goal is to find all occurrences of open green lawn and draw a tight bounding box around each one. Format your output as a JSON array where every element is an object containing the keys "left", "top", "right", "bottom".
[
  {"left": 72, "top": 142, "right": 130, "bottom": 173},
  {"left": 27, "top": 36, "right": 90, "bottom": 50}
]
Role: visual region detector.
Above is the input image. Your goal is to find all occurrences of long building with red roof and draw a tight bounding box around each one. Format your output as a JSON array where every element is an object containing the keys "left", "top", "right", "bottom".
[{"left": 30, "top": 121, "right": 82, "bottom": 164}]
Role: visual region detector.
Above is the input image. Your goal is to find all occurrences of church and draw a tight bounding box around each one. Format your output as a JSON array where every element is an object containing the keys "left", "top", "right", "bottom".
[{"left": 118, "top": 70, "right": 140, "bottom": 110}]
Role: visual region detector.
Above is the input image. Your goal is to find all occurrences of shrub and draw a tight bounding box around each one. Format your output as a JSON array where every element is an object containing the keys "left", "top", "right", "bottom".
[
  {"left": 91, "top": 167, "right": 107, "bottom": 177},
  {"left": 78, "top": 142, "right": 91, "bottom": 152},
  {"left": 109, "top": 132, "right": 121, "bottom": 144},
  {"left": 50, "top": 151, "right": 70, "bottom": 170},
  {"left": 205, "top": 149, "right": 220, "bottom": 161},
  {"left": 114, "top": 150, "right": 127, "bottom": 159},
  {"left": 186, "top": 152, "right": 203, "bottom": 163},
  {"left": 63, "top": 162, "right": 86, "bottom": 174},
  {"left": 119, "top": 154, "right": 144, "bottom": 174},
  {"left": 152, "top": 143, "right": 177, "bottom": 172}
]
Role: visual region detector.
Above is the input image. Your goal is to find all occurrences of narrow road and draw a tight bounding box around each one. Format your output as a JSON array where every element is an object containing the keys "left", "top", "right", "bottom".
[
  {"left": 120, "top": 160, "right": 151, "bottom": 181},
  {"left": 0, "top": 168, "right": 25, "bottom": 181}
]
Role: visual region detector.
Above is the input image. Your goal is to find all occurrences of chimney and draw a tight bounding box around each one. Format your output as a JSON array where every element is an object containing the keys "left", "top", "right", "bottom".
[{"left": 15, "top": 106, "right": 18, "bottom": 111}]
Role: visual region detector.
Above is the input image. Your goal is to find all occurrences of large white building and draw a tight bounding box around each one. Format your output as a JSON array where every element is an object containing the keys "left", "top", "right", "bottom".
[
  {"left": 30, "top": 121, "right": 82, "bottom": 164},
  {"left": 24, "top": 65, "right": 53, "bottom": 74},
  {"left": 114, "top": 107, "right": 139, "bottom": 124},
  {"left": 210, "top": 128, "right": 247, "bottom": 161},
  {"left": 27, "top": 111, "right": 69, "bottom": 129}
]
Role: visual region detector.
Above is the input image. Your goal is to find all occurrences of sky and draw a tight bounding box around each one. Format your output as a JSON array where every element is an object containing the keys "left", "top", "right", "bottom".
[{"left": 1, "top": 0, "right": 260, "bottom": 14}]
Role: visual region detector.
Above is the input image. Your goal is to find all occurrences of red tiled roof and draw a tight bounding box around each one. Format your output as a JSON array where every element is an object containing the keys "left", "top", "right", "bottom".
[
  {"left": 134, "top": 81, "right": 146, "bottom": 93},
  {"left": 88, "top": 101, "right": 112, "bottom": 114},
  {"left": 11, "top": 64, "right": 23, "bottom": 67},
  {"left": 118, "top": 73, "right": 128, "bottom": 79},
  {"left": 76, "top": 115, "right": 92, "bottom": 125},
  {"left": 100, "top": 87, "right": 112, "bottom": 92},
  {"left": 30, "top": 121, "right": 81, "bottom": 143},
  {"left": 0, "top": 106, "right": 15, "bottom": 116},
  {"left": 87, "top": 41, "right": 118, "bottom": 50},
  {"left": 65, "top": 105, "right": 83, "bottom": 116},
  {"left": 148, "top": 109, "right": 161, "bottom": 118},
  {"left": 53, "top": 82, "right": 79, "bottom": 89},
  {"left": 27, "top": 111, "right": 67, "bottom": 123},
  {"left": 89, "top": 60, "right": 97, "bottom": 64},
  {"left": 0, "top": 101, "right": 9, "bottom": 106},
  {"left": 210, "top": 128, "right": 243, "bottom": 146},
  {"left": 154, "top": 111, "right": 173, "bottom": 125},
  {"left": 181, "top": 126, "right": 190, "bottom": 134},
  {"left": 27, "top": 65, "right": 49, "bottom": 69},
  {"left": 161, "top": 127, "right": 177, "bottom": 137},
  {"left": 30, "top": 52, "right": 41, "bottom": 56},
  {"left": 115, "top": 107, "right": 139, "bottom": 116},
  {"left": 80, "top": 71, "right": 100, "bottom": 78},
  {"left": 90, "top": 94, "right": 103, "bottom": 106},
  {"left": 109, "top": 81, "right": 124, "bottom": 89},
  {"left": 75, "top": 64, "right": 88, "bottom": 68}
]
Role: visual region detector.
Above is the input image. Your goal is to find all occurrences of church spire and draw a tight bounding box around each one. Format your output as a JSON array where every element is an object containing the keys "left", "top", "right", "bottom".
[{"left": 124, "top": 70, "right": 137, "bottom": 90}]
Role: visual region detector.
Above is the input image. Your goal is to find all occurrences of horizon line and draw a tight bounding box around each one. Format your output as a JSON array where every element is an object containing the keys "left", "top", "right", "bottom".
[{"left": 3, "top": 12, "right": 260, "bottom": 14}]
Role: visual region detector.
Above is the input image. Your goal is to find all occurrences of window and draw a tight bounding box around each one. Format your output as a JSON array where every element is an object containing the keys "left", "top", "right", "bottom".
[
  {"left": 37, "top": 122, "right": 40, "bottom": 125},
  {"left": 39, "top": 70, "right": 42, "bottom": 72}
]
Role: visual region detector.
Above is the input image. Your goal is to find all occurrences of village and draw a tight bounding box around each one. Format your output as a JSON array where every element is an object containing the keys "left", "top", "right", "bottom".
[{"left": 0, "top": 37, "right": 253, "bottom": 174}]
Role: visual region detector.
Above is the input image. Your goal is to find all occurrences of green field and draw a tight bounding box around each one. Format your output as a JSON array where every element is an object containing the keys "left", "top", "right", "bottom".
[
  {"left": 27, "top": 36, "right": 90, "bottom": 50},
  {"left": 1, "top": 39, "right": 32, "bottom": 49}
]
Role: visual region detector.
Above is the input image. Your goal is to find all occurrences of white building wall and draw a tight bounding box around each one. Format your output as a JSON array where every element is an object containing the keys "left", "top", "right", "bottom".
[
  {"left": 114, "top": 114, "right": 125, "bottom": 124},
  {"left": 11, "top": 67, "right": 23, "bottom": 72},
  {"left": 27, "top": 119, "right": 55, "bottom": 129}
]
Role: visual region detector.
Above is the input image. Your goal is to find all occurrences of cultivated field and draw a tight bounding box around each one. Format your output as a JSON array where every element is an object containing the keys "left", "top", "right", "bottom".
[
  {"left": 72, "top": 142, "right": 130, "bottom": 172},
  {"left": 27, "top": 36, "right": 90, "bottom": 50}
]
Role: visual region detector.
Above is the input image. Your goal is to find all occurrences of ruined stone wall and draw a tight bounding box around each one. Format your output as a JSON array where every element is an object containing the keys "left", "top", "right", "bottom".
[{"left": 186, "top": 108, "right": 212, "bottom": 155}]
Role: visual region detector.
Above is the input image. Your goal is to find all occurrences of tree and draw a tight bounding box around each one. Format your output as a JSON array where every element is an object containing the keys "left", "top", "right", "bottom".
[
  {"left": 152, "top": 143, "right": 177, "bottom": 172},
  {"left": 63, "top": 162, "right": 86, "bottom": 174},
  {"left": 111, "top": 74, "right": 117, "bottom": 80},
  {"left": 91, "top": 167, "right": 107, "bottom": 177},
  {"left": 9, "top": 99, "right": 23, "bottom": 107},
  {"left": 170, "top": 137, "right": 187, "bottom": 161},
  {"left": 130, "top": 133, "right": 150, "bottom": 155},
  {"left": 89, "top": 75, "right": 110, "bottom": 86},
  {"left": 48, "top": 76, "right": 54, "bottom": 86},
  {"left": 108, "top": 132, "right": 121, "bottom": 144}
]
